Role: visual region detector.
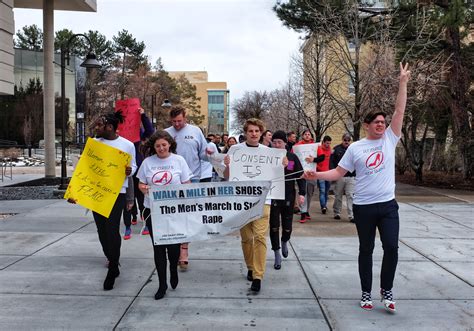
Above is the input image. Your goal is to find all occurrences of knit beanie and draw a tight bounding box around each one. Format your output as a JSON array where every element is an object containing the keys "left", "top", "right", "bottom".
[{"left": 271, "top": 130, "right": 287, "bottom": 143}]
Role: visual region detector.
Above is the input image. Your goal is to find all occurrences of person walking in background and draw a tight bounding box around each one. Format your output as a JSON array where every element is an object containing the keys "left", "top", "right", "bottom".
[
  {"left": 123, "top": 177, "right": 135, "bottom": 240},
  {"left": 331, "top": 133, "right": 356, "bottom": 223},
  {"left": 294, "top": 129, "right": 323, "bottom": 223},
  {"left": 165, "top": 105, "right": 212, "bottom": 270},
  {"left": 316, "top": 135, "right": 332, "bottom": 214},
  {"left": 222, "top": 136, "right": 237, "bottom": 154},
  {"left": 260, "top": 130, "right": 272, "bottom": 147},
  {"left": 286, "top": 131, "right": 297, "bottom": 152},
  {"left": 137, "top": 130, "right": 193, "bottom": 300},
  {"left": 123, "top": 107, "right": 154, "bottom": 238},
  {"left": 303, "top": 63, "right": 411, "bottom": 313},
  {"left": 269, "top": 130, "right": 306, "bottom": 270}
]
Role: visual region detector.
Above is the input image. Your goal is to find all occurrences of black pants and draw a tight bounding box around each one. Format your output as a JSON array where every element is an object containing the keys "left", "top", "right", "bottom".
[
  {"left": 93, "top": 193, "right": 126, "bottom": 267},
  {"left": 269, "top": 195, "right": 294, "bottom": 251},
  {"left": 353, "top": 199, "right": 399, "bottom": 293},
  {"left": 130, "top": 174, "right": 145, "bottom": 220},
  {"left": 143, "top": 208, "right": 180, "bottom": 288},
  {"left": 123, "top": 175, "right": 146, "bottom": 227}
]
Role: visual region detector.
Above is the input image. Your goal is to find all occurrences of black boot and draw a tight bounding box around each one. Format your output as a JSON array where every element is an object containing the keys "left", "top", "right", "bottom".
[
  {"left": 103, "top": 263, "right": 120, "bottom": 291},
  {"left": 155, "top": 284, "right": 168, "bottom": 300},
  {"left": 247, "top": 270, "right": 253, "bottom": 281},
  {"left": 170, "top": 263, "right": 179, "bottom": 289},
  {"left": 251, "top": 279, "right": 261, "bottom": 292}
]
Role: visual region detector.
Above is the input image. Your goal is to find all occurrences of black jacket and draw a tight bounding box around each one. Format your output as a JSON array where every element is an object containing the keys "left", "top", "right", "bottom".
[
  {"left": 330, "top": 144, "right": 355, "bottom": 177},
  {"left": 282, "top": 151, "right": 306, "bottom": 199}
]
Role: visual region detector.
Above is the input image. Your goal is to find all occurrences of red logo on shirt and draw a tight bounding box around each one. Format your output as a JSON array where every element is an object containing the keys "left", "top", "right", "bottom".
[
  {"left": 365, "top": 151, "right": 384, "bottom": 170},
  {"left": 152, "top": 171, "right": 172, "bottom": 185}
]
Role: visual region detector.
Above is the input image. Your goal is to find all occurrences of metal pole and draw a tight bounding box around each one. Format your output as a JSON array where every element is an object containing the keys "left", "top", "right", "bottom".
[
  {"left": 59, "top": 48, "right": 68, "bottom": 190},
  {"left": 151, "top": 95, "right": 155, "bottom": 126}
]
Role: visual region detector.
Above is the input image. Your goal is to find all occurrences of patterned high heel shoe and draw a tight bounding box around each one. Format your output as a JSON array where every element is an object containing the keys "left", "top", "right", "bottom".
[
  {"left": 360, "top": 291, "right": 373, "bottom": 310},
  {"left": 380, "top": 288, "right": 396, "bottom": 313}
]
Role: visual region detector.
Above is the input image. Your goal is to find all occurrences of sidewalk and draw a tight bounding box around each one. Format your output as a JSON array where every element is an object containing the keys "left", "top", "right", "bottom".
[{"left": 0, "top": 184, "right": 472, "bottom": 330}]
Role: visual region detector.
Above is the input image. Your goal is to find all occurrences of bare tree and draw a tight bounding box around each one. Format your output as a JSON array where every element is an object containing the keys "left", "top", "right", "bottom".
[{"left": 231, "top": 91, "right": 272, "bottom": 133}]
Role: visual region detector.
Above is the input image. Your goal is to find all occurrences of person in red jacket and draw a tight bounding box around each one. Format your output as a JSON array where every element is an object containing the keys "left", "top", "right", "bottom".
[
  {"left": 294, "top": 129, "right": 325, "bottom": 222},
  {"left": 316, "top": 135, "right": 332, "bottom": 214}
]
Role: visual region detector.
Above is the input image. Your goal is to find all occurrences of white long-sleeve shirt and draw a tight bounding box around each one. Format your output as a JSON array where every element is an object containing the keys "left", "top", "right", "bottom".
[
  {"left": 95, "top": 136, "right": 136, "bottom": 193},
  {"left": 165, "top": 124, "right": 208, "bottom": 181}
]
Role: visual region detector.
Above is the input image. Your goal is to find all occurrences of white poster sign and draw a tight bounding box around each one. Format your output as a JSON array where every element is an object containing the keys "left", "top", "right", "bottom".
[
  {"left": 227, "top": 145, "right": 286, "bottom": 200},
  {"left": 149, "top": 181, "right": 270, "bottom": 245},
  {"left": 292, "top": 143, "right": 319, "bottom": 171}
]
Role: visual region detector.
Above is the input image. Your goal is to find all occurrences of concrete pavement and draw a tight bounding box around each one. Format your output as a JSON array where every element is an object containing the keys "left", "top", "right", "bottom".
[{"left": 0, "top": 184, "right": 472, "bottom": 330}]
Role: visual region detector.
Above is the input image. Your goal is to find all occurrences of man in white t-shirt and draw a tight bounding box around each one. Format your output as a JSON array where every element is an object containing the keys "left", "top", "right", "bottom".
[
  {"left": 303, "top": 63, "right": 411, "bottom": 313},
  {"left": 223, "top": 118, "right": 287, "bottom": 293},
  {"left": 165, "top": 106, "right": 212, "bottom": 270}
]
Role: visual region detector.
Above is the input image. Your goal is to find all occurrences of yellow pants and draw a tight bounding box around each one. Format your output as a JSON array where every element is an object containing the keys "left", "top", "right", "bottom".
[{"left": 240, "top": 205, "right": 270, "bottom": 280}]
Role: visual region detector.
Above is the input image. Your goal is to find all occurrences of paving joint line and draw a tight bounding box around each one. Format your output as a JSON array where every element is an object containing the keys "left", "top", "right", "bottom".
[
  {"left": 1, "top": 221, "right": 94, "bottom": 270},
  {"left": 113, "top": 268, "right": 156, "bottom": 329},
  {"left": 399, "top": 239, "right": 472, "bottom": 287},
  {"left": 404, "top": 202, "right": 473, "bottom": 230},
  {"left": 290, "top": 240, "right": 334, "bottom": 331}
]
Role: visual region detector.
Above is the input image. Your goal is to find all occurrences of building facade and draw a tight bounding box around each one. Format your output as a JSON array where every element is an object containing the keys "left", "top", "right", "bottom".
[{"left": 168, "top": 71, "right": 229, "bottom": 135}]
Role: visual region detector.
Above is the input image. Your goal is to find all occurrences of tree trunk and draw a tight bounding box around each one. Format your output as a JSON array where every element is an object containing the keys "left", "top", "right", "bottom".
[{"left": 447, "top": 27, "right": 473, "bottom": 179}]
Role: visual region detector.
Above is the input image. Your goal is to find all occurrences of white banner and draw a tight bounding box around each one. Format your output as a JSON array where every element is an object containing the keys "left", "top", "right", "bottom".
[
  {"left": 149, "top": 181, "right": 270, "bottom": 245},
  {"left": 227, "top": 145, "right": 286, "bottom": 200},
  {"left": 292, "top": 143, "right": 319, "bottom": 171}
]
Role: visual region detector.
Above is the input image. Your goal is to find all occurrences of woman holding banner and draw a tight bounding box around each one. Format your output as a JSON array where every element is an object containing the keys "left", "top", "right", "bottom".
[{"left": 137, "top": 130, "right": 193, "bottom": 300}]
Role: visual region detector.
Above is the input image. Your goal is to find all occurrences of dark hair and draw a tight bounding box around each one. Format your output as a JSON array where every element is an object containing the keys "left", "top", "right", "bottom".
[
  {"left": 259, "top": 129, "right": 272, "bottom": 143},
  {"left": 364, "top": 110, "right": 387, "bottom": 124},
  {"left": 142, "top": 130, "right": 177, "bottom": 157},
  {"left": 223, "top": 136, "right": 238, "bottom": 153},
  {"left": 101, "top": 111, "right": 125, "bottom": 131},
  {"left": 287, "top": 131, "right": 296, "bottom": 137},
  {"left": 243, "top": 118, "right": 265, "bottom": 134},
  {"left": 169, "top": 105, "right": 186, "bottom": 119},
  {"left": 207, "top": 133, "right": 215, "bottom": 139},
  {"left": 322, "top": 135, "right": 332, "bottom": 142},
  {"left": 302, "top": 129, "right": 313, "bottom": 137}
]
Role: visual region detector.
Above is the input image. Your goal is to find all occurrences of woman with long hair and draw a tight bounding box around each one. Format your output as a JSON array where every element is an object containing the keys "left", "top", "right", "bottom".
[{"left": 137, "top": 130, "right": 192, "bottom": 300}]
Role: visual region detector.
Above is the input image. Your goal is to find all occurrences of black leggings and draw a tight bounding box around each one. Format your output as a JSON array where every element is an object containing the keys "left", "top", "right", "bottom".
[
  {"left": 353, "top": 199, "right": 399, "bottom": 293},
  {"left": 269, "top": 196, "right": 294, "bottom": 251},
  {"left": 143, "top": 208, "right": 180, "bottom": 288},
  {"left": 93, "top": 193, "right": 125, "bottom": 267}
]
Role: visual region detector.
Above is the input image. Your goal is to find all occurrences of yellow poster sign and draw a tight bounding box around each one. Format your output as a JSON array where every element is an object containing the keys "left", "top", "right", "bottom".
[{"left": 65, "top": 138, "right": 131, "bottom": 217}]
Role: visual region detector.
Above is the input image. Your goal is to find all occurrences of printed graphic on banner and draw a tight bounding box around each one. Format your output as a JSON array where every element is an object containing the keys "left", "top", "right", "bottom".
[
  {"left": 64, "top": 138, "right": 131, "bottom": 217},
  {"left": 227, "top": 145, "right": 286, "bottom": 199},
  {"left": 115, "top": 98, "right": 141, "bottom": 142},
  {"left": 149, "top": 181, "right": 270, "bottom": 245},
  {"left": 292, "top": 143, "right": 319, "bottom": 171}
]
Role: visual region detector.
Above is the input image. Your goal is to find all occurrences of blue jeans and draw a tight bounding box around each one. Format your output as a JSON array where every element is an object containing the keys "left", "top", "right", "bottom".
[
  {"left": 317, "top": 180, "right": 330, "bottom": 209},
  {"left": 353, "top": 199, "right": 399, "bottom": 293}
]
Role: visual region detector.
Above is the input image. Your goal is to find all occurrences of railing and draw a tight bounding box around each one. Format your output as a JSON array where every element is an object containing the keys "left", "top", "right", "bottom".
[{"left": 1, "top": 157, "right": 13, "bottom": 182}]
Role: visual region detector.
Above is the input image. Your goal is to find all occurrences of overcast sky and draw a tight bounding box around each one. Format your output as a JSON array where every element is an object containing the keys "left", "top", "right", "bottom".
[{"left": 13, "top": 0, "right": 303, "bottom": 103}]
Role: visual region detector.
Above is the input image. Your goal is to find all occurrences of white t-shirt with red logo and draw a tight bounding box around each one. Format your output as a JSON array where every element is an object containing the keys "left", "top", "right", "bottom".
[
  {"left": 136, "top": 153, "right": 193, "bottom": 208},
  {"left": 338, "top": 127, "right": 400, "bottom": 205}
]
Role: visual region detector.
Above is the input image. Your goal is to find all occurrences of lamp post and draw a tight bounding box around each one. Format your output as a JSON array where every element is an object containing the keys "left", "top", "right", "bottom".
[
  {"left": 59, "top": 34, "right": 101, "bottom": 190},
  {"left": 161, "top": 99, "right": 172, "bottom": 125}
]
